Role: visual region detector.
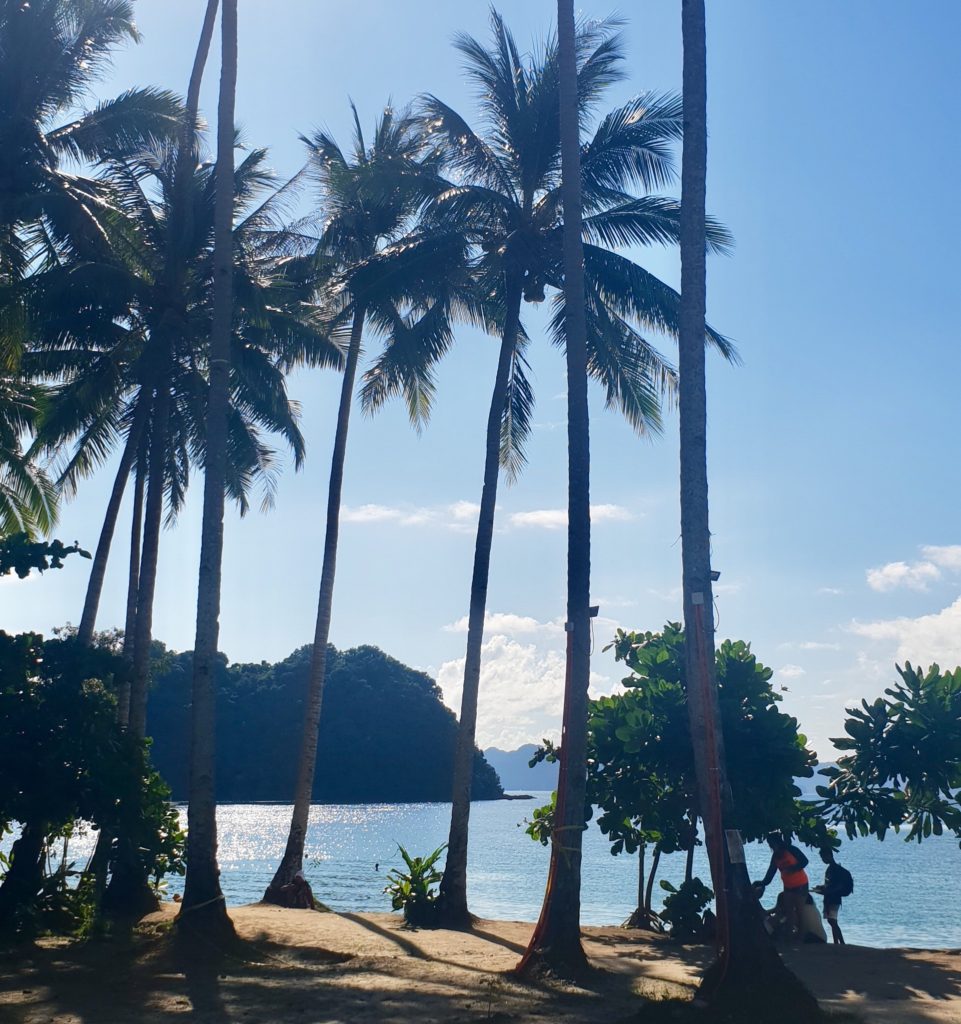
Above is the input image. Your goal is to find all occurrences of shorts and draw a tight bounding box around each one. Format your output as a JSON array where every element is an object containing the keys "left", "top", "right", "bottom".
[{"left": 824, "top": 901, "right": 841, "bottom": 922}]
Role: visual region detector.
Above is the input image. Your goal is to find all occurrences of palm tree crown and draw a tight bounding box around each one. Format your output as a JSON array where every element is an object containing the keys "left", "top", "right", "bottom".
[{"left": 0, "top": 0, "right": 180, "bottom": 283}]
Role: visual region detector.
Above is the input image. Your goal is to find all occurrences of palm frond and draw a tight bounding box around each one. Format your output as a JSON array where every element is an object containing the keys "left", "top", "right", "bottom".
[{"left": 584, "top": 244, "right": 739, "bottom": 361}]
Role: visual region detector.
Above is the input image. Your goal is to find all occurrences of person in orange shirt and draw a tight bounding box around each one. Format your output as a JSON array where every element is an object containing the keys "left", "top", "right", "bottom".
[{"left": 754, "top": 832, "right": 810, "bottom": 938}]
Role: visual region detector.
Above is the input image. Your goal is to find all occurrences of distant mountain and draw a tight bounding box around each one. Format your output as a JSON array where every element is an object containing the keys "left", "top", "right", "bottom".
[{"left": 484, "top": 744, "right": 558, "bottom": 793}]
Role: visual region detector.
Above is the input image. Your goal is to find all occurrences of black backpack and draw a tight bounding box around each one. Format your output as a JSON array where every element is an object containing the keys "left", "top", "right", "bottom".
[{"left": 834, "top": 864, "right": 854, "bottom": 897}]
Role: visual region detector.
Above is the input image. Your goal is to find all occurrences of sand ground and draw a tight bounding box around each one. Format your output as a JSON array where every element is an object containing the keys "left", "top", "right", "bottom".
[{"left": 2, "top": 903, "right": 960, "bottom": 1023}]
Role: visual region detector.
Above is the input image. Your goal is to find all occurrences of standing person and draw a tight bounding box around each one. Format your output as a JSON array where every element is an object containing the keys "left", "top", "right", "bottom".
[
  {"left": 814, "top": 848, "right": 852, "bottom": 945},
  {"left": 754, "top": 832, "right": 810, "bottom": 937}
]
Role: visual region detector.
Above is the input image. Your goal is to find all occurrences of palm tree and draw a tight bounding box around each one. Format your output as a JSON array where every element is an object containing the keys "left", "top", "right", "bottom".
[
  {"left": 0, "top": 374, "right": 56, "bottom": 537},
  {"left": 404, "top": 10, "right": 734, "bottom": 927},
  {"left": 29, "top": 141, "right": 330, "bottom": 738},
  {"left": 265, "top": 104, "right": 465, "bottom": 897},
  {"left": 0, "top": 0, "right": 180, "bottom": 285},
  {"left": 519, "top": 0, "right": 591, "bottom": 976},
  {"left": 179, "top": 0, "right": 237, "bottom": 942},
  {"left": 675, "top": 2, "right": 819, "bottom": 1014}
]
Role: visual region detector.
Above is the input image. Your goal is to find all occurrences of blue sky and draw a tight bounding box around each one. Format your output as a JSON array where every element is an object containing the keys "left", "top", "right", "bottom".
[{"left": 5, "top": 0, "right": 960, "bottom": 758}]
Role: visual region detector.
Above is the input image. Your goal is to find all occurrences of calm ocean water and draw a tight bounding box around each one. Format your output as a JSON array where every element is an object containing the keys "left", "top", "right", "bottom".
[{"left": 13, "top": 795, "right": 961, "bottom": 949}]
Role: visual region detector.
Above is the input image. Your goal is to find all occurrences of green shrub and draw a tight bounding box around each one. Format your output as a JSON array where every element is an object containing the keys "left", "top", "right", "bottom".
[
  {"left": 383, "top": 843, "right": 446, "bottom": 927},
  {"left": 659, "top": 877, "right": 714, "bottom": 943}
]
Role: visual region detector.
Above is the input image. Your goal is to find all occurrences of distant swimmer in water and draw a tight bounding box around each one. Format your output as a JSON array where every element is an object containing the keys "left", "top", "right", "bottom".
[{"left": 374, "top": 863, "right": 379, "bottom": 872}]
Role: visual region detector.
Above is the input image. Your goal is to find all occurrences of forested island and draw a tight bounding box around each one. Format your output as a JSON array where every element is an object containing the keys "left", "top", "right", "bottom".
[{"left": 146, "top": 643, "right": 503, "bottom": 803}]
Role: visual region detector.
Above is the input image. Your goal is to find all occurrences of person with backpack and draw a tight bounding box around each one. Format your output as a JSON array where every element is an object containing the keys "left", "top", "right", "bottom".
[{"left": 813, "top": 847, "right": 853, "bottom": 944}]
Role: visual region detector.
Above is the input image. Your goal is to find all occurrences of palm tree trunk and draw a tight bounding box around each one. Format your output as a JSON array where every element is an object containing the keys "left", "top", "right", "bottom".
[
  {"left": 89, "top": 451, "right": 144, "bottom": 916},
  {"left": 118, "top": 446, "right": 146, "bottom": 725},
  {"left": 104, "top": 388, "right": 169, "bottom": 915},
  {"left": 129, "top": 387, "right": 170, "bottom": 740},
  {"left": 518, "top": 0, "right": 592, "bottom": 979},
  {"left": 435, "top": 277, "right": 523, "bottom": 926},
  {"left": 677, "top": 3, "right": 819, "bottom": 1015},
  {"left": 266, "top": 306, "right": 367, "bottom": 899},
  {"left": 179, "top": 0, "right": 237, "bottom": 944},
  {"left": 77, "top": 396, "right": 149, "bottom": 646}
]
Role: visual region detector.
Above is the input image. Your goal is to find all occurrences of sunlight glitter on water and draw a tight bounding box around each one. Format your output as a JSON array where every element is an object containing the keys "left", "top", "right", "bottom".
[{"left": 6, "top": 798, "right": 960, "bottom": 948}]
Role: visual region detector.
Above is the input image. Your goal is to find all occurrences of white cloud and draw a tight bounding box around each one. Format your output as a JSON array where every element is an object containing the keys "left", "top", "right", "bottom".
[
  {"left": 866, "top": 560, "right": 940, "bottom": 592},
  {"left": 848, "top": 595, "right": 961, "bottom": 668},
  {"left": 437, "top": 635, "right": 614, "bottom": 749},
  {"left": 864, "top": 544, "right": 961, "bottom": 593},
  {"left": 448, "top": 501, "right": 480, "bottom": 522},
  {"left": 508, "top": 504, "right": 634, "bottom": 530},
  {"left": 341, "top": 500, "right": 480, "bottom": 531},
  {"left": 442, "top": 612, "right": 557, "bottom": 636},
  {"left": 341, "top": 503, "right": 403, "bottom": 524},
  {"left": 922, "top": 545, "right": 961, "bottom": 571},
  {"left": 509, "top": 509, "right": 567, "bottom": 529},
  {"left": 778, "top": 664, "right": 806, "bottom": 679},
  {"left": 818, "top": 587, "right": 843, "bottom": 596}
]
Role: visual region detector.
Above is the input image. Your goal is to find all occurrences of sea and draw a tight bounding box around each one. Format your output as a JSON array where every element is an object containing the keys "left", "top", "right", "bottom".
[{"left": 27, "top": 794, "right": 960, "bottom": 950}]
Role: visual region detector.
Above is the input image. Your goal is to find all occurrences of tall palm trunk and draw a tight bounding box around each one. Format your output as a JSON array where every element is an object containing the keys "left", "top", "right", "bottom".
[
  {"left": 266, "top": 307, "right": 367, "bottom": 897},
  {"left": 677, "top": 3, "right": 818, "bottom": 1015},
  {"left": 179, "top": 0, "right": 237, "bottom": 943},
  {"left": 118, "top": 447, "right": 145, "bottom": 724},
  {"left": 129, "top": 386, "right": 170, "bottom": 740},
  {"left": 77, "top": 395, "right": 149, "bottom": 645},
  {"left": 103, "top": 386, "right": 170, "bottom": 913},
  {"left": 436, "top": 276, "right": 523, "bottom": 925},
  {"left": 519, "top": 0, "right": 591, "bottom": 977}
]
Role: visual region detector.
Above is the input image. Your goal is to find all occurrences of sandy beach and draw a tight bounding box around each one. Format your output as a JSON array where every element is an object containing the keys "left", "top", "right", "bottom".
[{"left": 3, "top": 903, "right": 960, "bottom": 1023}]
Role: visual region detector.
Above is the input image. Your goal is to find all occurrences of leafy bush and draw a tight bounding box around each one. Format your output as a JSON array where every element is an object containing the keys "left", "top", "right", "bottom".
[
  {"left": 383, "top": 844, "right": 446, "bottom": 926},
  {"left": 0, "top": 631, "right": 184, "bottom": 935},
  {"left": 659, "top": 877, "right": 714, "bottom": 943}
]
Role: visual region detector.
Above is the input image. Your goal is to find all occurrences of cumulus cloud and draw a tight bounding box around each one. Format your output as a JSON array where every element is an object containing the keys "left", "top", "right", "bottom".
[
  {"left": 442, "top": 612, "right": 557, "bottom": 636},
  {"left": 866, "top": 560, "right": 940, "bottom": 592},
  {"left": 778, "top": 664, "right": 806, "bottom": 679},
  {"left": 848, "top": 595, "right": 961, "bottom": 667},
  {"left": 508, "top": 504, "right": 634, "bottom": 530},
  {"left": 865, "top": 544, "right": 961, "bottom": 592},
  {"left": 922, "top": 545, "right": 961, "bottom": 571},
  {"left": 437, "top": 635, "right": 615, "bottom": 749}
]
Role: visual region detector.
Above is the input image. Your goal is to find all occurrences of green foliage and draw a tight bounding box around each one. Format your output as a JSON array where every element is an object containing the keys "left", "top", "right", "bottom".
[
  {"left": 818, "top": 662, "right": 961, "bottom": 846},
  {"left": 523, "top": 791, "right": 557, "bottom": 847},
  {"left": 145, "top": 642, "right": 503, "bottom": 803},
  {"left": 593, "top": 624, "right": 825, "bottom": 853},
  {"left": 522, "top": 625, "right": 835, "bottom": 925},
  {"left": 383, "top": 844, "right": 446, "bottom": 926},
  {"left": 0, "top": 532, "right": 90, "bottom": 578},
  {"left": 658, "top": 877, "right": 715, "bottom": 943},
  {"left": 0, "top": 631, "right": 184, "bottom": 935}
]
